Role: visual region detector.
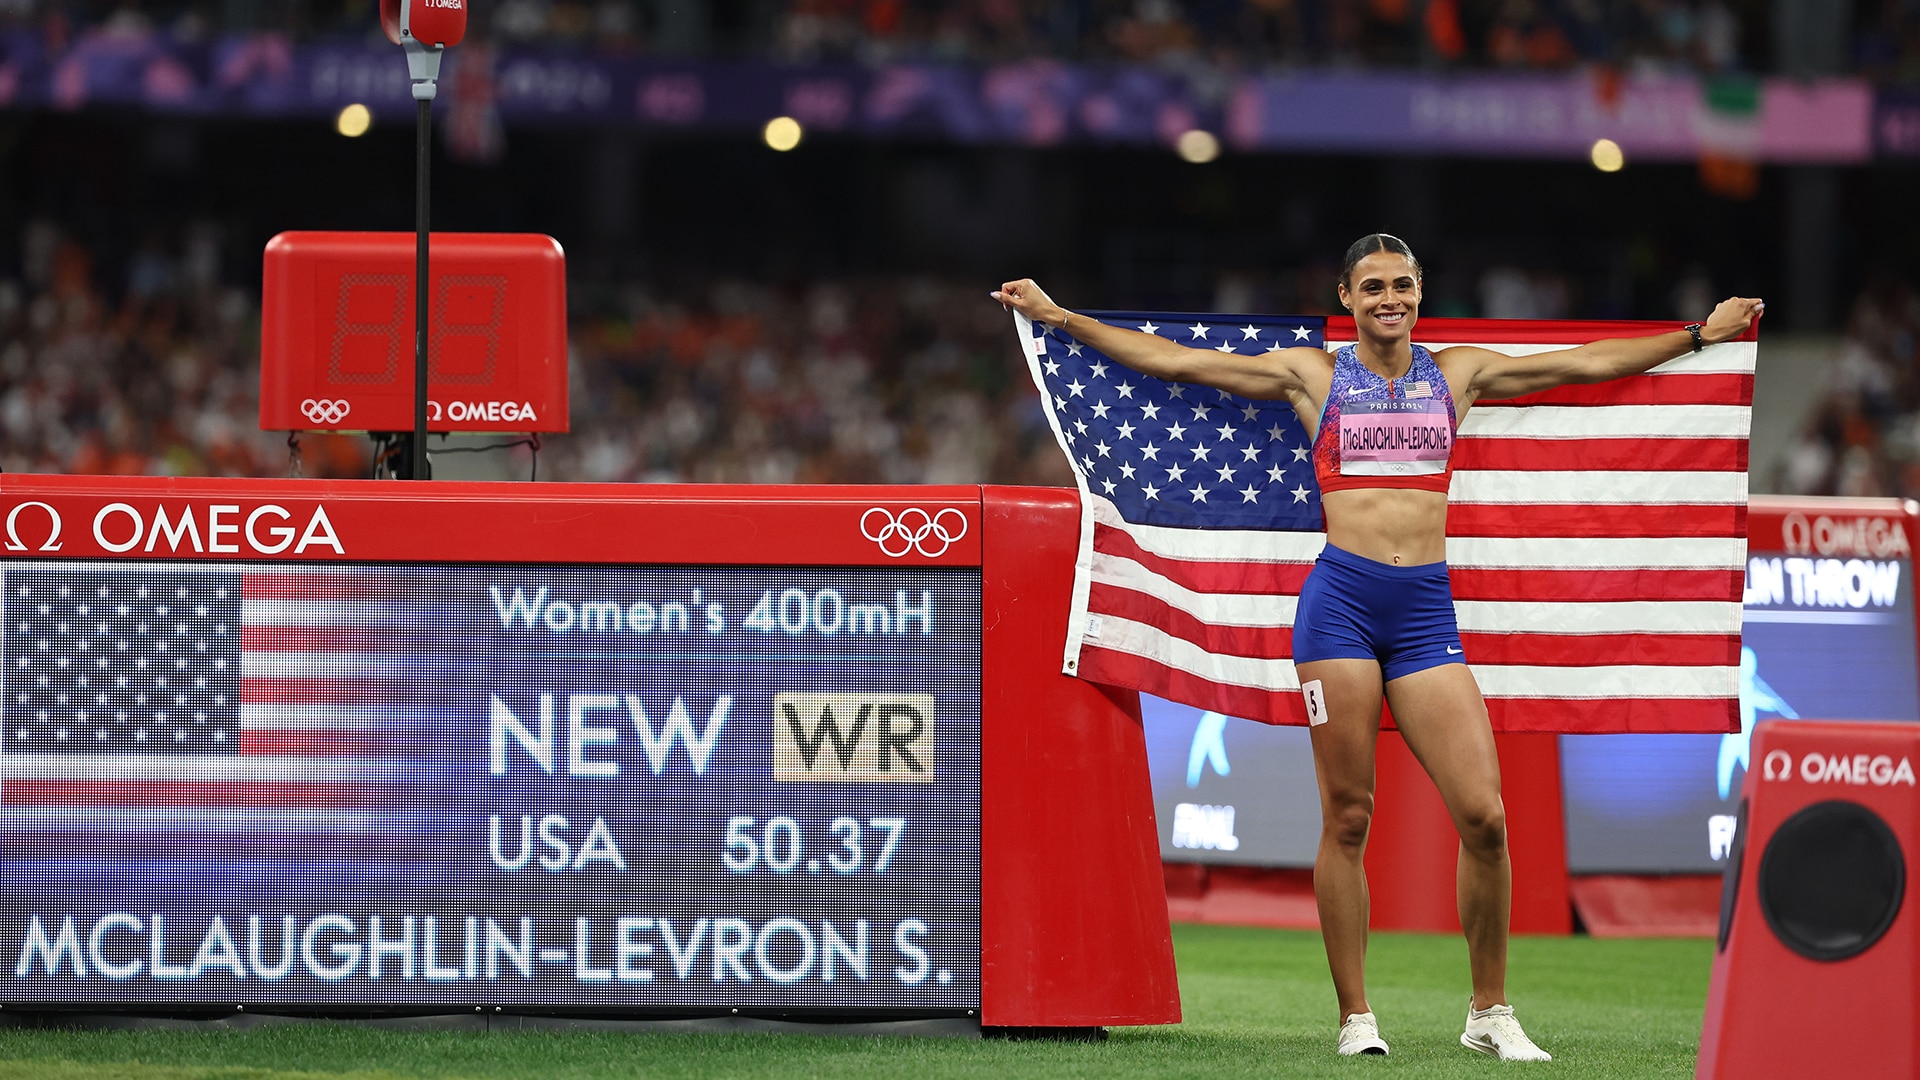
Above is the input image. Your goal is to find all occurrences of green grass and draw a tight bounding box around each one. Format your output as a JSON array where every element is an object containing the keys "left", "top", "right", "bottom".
[{"left": 0, "top": 925, "right": 1713, "bottom": 1079}]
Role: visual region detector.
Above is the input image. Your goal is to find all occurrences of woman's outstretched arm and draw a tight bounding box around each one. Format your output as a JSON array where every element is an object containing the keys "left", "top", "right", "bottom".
[
  {"left": 993, "top": 277, "right": 1324, "bottom": 402},
  {"left": 1453, "top": 296, "right": 1764, "bottom": 403}
]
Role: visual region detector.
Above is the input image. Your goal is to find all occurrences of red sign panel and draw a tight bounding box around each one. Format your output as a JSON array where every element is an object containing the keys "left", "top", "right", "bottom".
[
  {"left": 0, "top": 476, "right": 979, "bottom": 566},
  {"left": 1747, "top": 493, "right": 1917, "bottom": 559},
  {"left": 260, "top": 231, "right": 568, "bottom": 434}
]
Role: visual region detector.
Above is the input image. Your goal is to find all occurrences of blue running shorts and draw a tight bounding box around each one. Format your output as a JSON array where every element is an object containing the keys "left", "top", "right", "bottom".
[{"left": 1292, "top": 542, "right": 1466, "bottom": 682}]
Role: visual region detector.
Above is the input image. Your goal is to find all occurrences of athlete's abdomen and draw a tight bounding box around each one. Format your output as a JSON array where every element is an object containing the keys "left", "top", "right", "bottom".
[{"left": 1321, "top": 487, "right": 1450, "bottom": 566}]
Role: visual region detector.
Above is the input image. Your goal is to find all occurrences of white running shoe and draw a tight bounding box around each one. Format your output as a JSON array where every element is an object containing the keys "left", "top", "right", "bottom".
[
  {"left": 1337, "top": 1010, "right": 1389, "bottom": 1056},
  {"left": 1460, "top": 1001, "right": 1552, "bottom": 1061}
]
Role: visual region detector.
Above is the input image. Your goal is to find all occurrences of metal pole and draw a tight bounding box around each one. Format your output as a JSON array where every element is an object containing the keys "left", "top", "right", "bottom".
[{"left": 413, "top": 96, "right": 431, "bottom": 480}]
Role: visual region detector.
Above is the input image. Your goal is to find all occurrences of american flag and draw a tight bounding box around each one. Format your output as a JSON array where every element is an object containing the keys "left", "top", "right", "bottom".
[
  {"left": 1, "top": 564, "right": 421, "bottom": 857},
  {"left": 1018, "top": 312, "right": 1751, "bottom": 734}
]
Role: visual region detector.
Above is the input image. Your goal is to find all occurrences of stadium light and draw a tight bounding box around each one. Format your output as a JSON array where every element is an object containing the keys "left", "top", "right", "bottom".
[
  {"left": 1590, "top": 138, "right": 1625, "bottom": 173},
  {"left": 764, "top": 116, "right": 803, "bottom": 152},
  {"left": 1176, "top": 129, "right": 1221, "bottom": 164},
  {"left": 335, "top": 103, "right": 372, "bottom": 138}
]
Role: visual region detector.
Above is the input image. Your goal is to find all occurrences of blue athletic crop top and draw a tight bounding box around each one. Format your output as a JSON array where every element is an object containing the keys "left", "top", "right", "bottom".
[{"left": 1311, "top": 344, "right": 1458, "bottom": 495}]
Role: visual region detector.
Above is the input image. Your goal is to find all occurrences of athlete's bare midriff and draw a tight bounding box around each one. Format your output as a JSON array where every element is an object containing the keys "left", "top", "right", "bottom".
[{"left": 1321, "top": 487, "right": 1450, "bottom": 567}]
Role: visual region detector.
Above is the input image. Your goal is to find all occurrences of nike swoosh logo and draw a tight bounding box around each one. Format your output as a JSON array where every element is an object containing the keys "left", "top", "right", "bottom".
[{"left": 1446, "top": 646, "right": 1463, "bottom": 654}]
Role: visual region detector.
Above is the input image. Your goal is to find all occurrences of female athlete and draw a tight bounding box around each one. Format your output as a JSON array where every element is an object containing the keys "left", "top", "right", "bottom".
[{"left": 993, "top": 234, "right": 1762, "bottom": 1061}]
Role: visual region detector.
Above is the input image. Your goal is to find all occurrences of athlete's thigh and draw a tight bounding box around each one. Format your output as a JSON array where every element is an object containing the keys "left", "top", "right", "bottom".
[
  {"left": 1299, "top": 658, "right": 1385, "bottom": 804},
  {"left": 1381, "top": 663, "right": 1501, "bottom": 812}
]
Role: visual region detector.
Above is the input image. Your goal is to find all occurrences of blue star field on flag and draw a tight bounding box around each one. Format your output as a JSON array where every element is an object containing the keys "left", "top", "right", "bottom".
[
  {"left": 1030, "top": 312, "right": 1327, "bottom": 530},
  {"left": 6, "top": 568, "right": 242, "bottom": 754}
]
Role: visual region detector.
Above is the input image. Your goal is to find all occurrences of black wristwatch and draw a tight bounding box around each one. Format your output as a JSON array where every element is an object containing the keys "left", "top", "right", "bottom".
[{"left": 1684, "top": 323, "right": 1705, "bottom": 352}]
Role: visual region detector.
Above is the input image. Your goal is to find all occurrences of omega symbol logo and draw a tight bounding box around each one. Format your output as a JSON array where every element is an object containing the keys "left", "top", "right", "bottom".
[
  {"left": 4, "top": 501, "right": 63, "bottom": 552},
  {"left": 301, "top": 398, "right": 352, "bottom": 425},
  {"left": 1762, "top": 750, "right": 1794, "bottom": 781},
  {"left": 861, "top": 507, "right": 968, "bottom": 558}
]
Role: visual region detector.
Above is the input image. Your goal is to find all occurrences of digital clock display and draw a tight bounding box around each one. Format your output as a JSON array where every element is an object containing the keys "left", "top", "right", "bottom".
[
  {"left": 259, "top": 232, "right": 569, "bottom": 434},
  {"left": 0, "top": 560, "right": 981, "bottom": 1010}
]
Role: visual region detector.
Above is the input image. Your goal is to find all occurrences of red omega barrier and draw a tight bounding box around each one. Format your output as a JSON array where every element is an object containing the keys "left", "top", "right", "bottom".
[
  {"left": 1698, "top": 720, "right": 1917, "bottom": 1079},
  {"left": 0, "top": 474, "right": 1179, "bottom": 1027}
]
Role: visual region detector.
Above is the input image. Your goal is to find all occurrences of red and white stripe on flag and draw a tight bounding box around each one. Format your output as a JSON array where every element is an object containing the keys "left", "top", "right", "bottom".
[{"left": 1059, "top": 316, "right": 1753, "bottom": 734}]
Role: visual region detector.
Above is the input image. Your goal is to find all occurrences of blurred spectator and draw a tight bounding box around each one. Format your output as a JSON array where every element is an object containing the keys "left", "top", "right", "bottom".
[
  {"left": 1478, "top": 265, "right": 1571, "bottom": 320},
  {"left": 0, "top": 0, "right": 1805, "bottom": 75},
  {"left": 545, "top": 274, "right": 1070, "bottom": 486},
  {"left": 0, "top": 219, "right": 367, "bottom": 480},
  {"left": 1772, "top": 279, "right": 1920, "bottom": 500}
]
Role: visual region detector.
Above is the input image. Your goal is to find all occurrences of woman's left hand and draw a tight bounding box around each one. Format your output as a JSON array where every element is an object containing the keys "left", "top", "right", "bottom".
[{"left": 1702, "top": 296, "right": 1765, "bottom": 344}]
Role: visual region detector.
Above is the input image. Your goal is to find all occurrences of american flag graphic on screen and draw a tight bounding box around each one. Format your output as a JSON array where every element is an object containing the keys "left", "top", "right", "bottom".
[
  {"left": 1018, "top": 313, "right": 1752, "bottom": 734},
  {"left": 1, "top": 565, "right": 419, "bottom": 856}
]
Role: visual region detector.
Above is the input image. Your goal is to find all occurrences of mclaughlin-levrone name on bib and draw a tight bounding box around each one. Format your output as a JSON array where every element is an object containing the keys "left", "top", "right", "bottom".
[{"left": 1338, "top": 398, "right": 1453, "bottom": 475}]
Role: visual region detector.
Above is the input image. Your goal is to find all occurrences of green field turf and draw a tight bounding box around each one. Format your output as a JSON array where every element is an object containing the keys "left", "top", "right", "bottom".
[{"left": 0, "top": 924, "right": 1713, "bottom": 1079}]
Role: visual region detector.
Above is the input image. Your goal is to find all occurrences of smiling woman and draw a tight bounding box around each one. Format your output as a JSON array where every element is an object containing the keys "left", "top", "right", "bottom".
[{"left": 991, "top": 236, "right": 1763, "bottom": 1061}]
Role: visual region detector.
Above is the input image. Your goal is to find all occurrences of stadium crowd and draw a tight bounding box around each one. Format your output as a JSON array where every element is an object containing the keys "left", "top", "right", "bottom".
[
  {"left": 13, "top": 1, "right": 1917, "bottom": 76},
  {"left": 1774, "top": 280, "right": 1920, "bottom": 501},
  {"left": 10, "top": 218, "right": 1920, "bottom": 503},
  {"left": 3, "top": 5, "right": 1915, "bottom": 491},
  {"left": 0, "top": 221, "right": 1075, "bottom": 486}
]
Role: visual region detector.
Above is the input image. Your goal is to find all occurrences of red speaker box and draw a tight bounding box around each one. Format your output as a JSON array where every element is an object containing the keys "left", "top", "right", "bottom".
[{"left": 1698, "top": 720, "right": 1916, "bottom": 1079}]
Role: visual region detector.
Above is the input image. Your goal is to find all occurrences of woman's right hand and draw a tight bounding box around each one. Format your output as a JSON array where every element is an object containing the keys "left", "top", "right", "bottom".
[{"left": 992, "top": 278, "right": 1067, "bottom": 328}]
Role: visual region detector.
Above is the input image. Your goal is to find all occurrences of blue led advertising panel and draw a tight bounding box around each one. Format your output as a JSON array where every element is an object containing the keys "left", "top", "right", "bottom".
[
  {"left": 1560, "top": 539, "right": 1920, "bottom": 873},
  {"left": 1141, "top": 695, "right": 1322, "bottom": 867},
  {"left": 0, "top": 562, "right": 981, "bottom": 1010}
]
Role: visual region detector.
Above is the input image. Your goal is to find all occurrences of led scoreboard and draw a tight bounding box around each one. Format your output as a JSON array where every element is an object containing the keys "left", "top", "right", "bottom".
[
  {"left": 259, "top": 232, "right": 568, "bottom": 434},
  {"left": 1561, "top": 495, "right": 1920, "bottom": 873},
  {"left": 0, "top": 477, "right": 1180, "bottom": 1024}
]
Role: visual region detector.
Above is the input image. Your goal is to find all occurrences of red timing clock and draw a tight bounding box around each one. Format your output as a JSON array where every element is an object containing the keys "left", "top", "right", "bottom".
[{"left": 259, "top": 231, "right": 569, "bottom": 433}]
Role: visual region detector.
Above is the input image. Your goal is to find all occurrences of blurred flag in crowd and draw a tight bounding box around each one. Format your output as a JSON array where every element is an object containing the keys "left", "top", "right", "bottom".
[{"left": 1016, "top": 312, "right": 1754, "bottom": 735}]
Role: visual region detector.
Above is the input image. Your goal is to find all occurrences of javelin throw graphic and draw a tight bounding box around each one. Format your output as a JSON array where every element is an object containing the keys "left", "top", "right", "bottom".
[{"left": 1718, "top": 646, "right": 1797, "bottom": 799}]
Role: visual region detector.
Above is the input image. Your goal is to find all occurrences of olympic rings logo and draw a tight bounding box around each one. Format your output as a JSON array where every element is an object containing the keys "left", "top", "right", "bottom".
[
  {"left": 301, "top": 398, "right": 352, "bottom": 425},
  {"left": 861, "top": 507, "right": 968, "bottom": 558}
]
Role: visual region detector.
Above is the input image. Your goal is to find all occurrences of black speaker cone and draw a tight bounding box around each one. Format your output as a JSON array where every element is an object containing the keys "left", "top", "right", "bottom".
[{"left": 1757, "top": 799, "right": 1906, "bottom": 962}]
